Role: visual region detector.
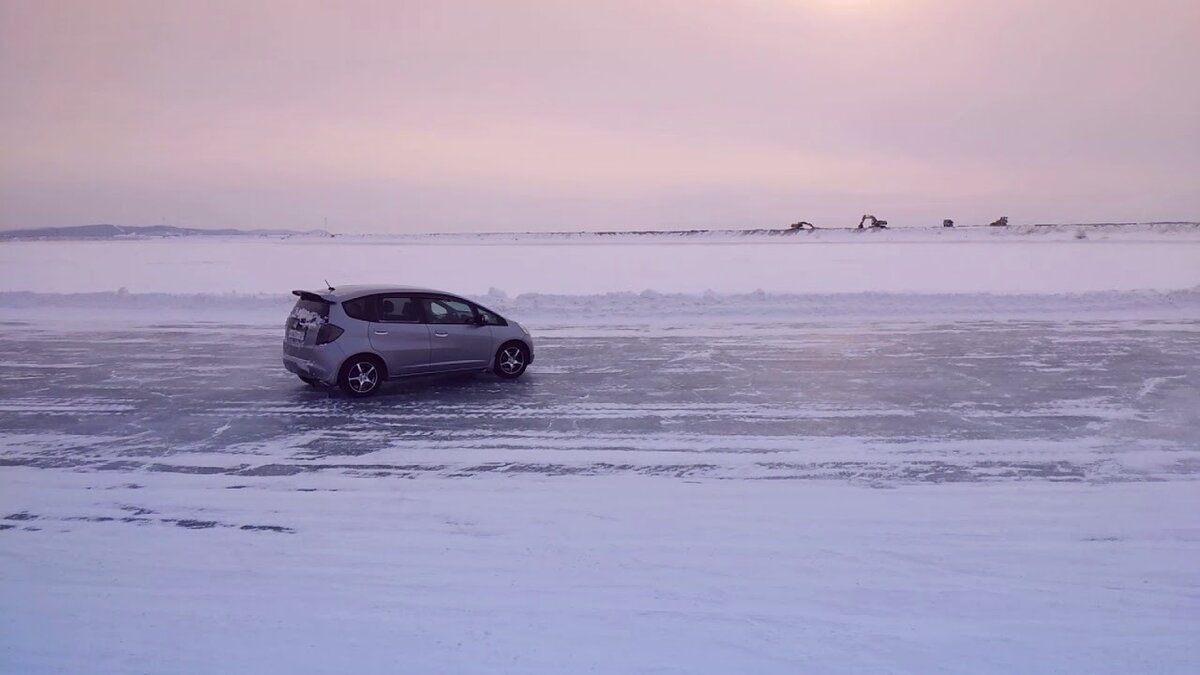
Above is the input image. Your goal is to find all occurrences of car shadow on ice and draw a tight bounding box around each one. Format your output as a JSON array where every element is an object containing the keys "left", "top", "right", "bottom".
[{"left": 295, "top": 371, "right": 535, "bottom": 401}]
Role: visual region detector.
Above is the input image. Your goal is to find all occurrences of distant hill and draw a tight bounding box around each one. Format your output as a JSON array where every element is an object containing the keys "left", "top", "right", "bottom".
[{"left": 0, "top": 224, "right": 333, "bottom": 240}]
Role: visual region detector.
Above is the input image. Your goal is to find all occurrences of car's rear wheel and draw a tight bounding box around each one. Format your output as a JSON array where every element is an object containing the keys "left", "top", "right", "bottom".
[
  {"left": 494, "top": 343, "right": 529, "bottom": 379},
  {"left": 339, "top": 356, "right": 384, "bottom": 397}
]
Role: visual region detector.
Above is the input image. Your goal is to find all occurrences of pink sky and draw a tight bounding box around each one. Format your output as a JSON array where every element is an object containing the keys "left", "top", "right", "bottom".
[{"left": 2, "top": 0, "right": 1197, "bottom": 232}]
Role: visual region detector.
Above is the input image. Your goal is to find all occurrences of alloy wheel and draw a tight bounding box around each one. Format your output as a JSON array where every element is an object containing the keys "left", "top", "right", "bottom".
[
  {"left": 498, "top": 346, "right": 525, "bottom": 375},
  {"left": 347, "top": 361, "right": 379, "bottom": 393}
]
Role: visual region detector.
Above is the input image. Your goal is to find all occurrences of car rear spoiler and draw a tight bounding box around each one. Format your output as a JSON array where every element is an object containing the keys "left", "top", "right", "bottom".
[{"left": 292, "top": 290, "right": 336, "bottom": 303}]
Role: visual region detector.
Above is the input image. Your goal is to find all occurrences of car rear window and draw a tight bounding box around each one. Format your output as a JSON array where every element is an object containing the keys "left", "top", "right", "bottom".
[{"left": 290, "top": 298, "right": 330, "bottom": 326}]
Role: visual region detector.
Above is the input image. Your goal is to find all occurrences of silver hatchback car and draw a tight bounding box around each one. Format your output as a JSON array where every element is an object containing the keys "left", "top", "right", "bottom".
[{"left": 282, "top": 285, "right": 534, "bottom": 397}]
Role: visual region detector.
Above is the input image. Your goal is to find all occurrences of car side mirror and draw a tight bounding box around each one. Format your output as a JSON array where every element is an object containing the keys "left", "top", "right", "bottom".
[{"left": 472, "top": 315, "right": 486, "bottom": 326}]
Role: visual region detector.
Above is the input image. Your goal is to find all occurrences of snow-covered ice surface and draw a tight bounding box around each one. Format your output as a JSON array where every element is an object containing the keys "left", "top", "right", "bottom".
[
  {"left": 2, "top": 233, "right": 1199, "bottom": 673},
  {"left": 2, "top": 224, "right": 1200, "bottom": 295}
]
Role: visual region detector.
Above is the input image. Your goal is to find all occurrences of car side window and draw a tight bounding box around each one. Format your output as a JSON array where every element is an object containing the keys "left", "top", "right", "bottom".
[
  {"left": 423, "top": 297, "right": 477, "bottom": 325},
  {"left": 342, "top": 297, "right": 372, "bottom": 321},
  {"left": 472, "top": 304, "right": 506, "bottom": 326},
  {"left": 376, "top": 295, "right": 422, "bottom": 323}
]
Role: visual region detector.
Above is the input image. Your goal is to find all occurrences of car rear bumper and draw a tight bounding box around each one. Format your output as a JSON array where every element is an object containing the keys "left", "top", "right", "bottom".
[{"left": 282, "top": 342, "right": 340, "bottom": 383}]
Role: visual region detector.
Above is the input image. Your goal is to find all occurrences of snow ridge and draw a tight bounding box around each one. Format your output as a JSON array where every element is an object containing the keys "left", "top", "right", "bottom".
[{"left": 2, "top": 287, "right": 1197, "bottom": 323}]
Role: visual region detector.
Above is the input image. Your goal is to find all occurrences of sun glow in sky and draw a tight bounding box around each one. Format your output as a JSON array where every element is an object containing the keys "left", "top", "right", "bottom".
[
  {"left": 1, "top": 0, "right": 1197, "bottom": 232},
  {"left": 805, "top": 0, "right": 888, "bottom": 13}
]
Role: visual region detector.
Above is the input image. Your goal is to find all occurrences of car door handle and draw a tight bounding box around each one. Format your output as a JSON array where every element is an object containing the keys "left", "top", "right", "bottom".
[
  {"left": 374, "top": 330, "right": 389, "bottom": 335},
  {"left": 433, "top": 331, "right": 449, "bottom": 337}
]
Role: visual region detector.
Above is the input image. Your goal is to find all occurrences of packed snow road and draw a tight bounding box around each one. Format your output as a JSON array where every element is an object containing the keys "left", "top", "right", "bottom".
[{"left": 0, "top": 317, "right": 1196, "bottom": 483}]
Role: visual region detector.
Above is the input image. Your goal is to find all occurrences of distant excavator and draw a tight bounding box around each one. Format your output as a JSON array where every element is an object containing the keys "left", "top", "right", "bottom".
[{"left": 858, "top": 214, "right": 888, "bottom": 229}]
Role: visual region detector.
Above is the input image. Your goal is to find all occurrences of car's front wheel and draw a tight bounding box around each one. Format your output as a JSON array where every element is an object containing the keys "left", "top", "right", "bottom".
[
  {"left": 494, "top": 343, "right": 529, "bottom": 379},
  {"left": 338, "top": 356, "right": 384, "bottom": 397}
]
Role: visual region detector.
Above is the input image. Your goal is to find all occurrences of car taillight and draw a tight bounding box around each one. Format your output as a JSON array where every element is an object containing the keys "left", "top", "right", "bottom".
[{"left": 315, "top": 324, "right": 344, "bottom": 345}]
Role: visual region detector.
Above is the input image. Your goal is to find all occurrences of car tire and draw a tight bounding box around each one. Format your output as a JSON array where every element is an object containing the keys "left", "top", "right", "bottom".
[
  {"left": 493, "top": 342, "right": 529, "bottom": 379},
  {"left": 338, "top": 356, "right": 384, "bottom": 397}
]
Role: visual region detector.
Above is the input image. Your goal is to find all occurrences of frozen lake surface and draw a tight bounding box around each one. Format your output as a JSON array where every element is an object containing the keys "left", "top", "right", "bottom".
[
  {"left": 2, "top": 233, "right": 1198, "bottom": 673},
  {"left": 1, "top": 317, "right": 1197, "bottom": 483},
  {"left": 2, "top": 311, "right": 1198, "bottom": 673}
]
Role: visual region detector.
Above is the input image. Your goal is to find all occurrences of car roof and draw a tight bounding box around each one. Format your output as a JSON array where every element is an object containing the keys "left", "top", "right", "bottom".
[{"left": 293, "top": 284, "right": 455, "bottom": 302}]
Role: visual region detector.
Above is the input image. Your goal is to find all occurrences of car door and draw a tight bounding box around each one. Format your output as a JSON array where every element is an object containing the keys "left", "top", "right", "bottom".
[
  {"left": 421, "top": 296, "right": 494, "bottom": 371},
  {"left": 367, "top": 294, "right": 431, "bottom": 376}
]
